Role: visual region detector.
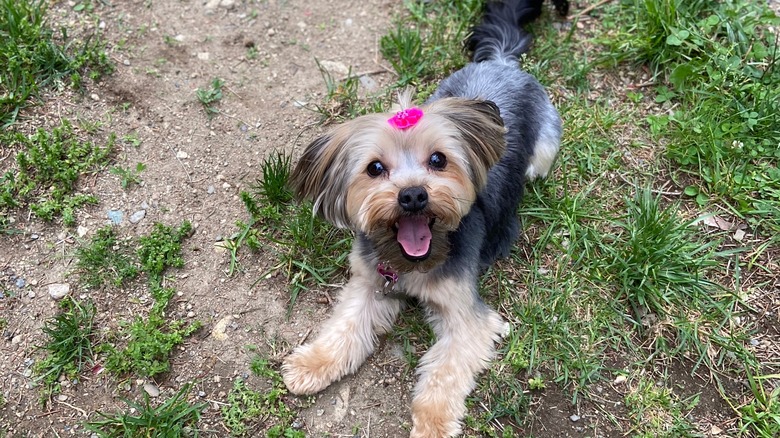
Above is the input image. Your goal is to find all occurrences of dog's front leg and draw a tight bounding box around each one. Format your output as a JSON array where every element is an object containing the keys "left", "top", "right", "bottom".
[
  {"left": 409, "top": 278, "right": 507, "bottom": 438},
  {"left": 282, "top": 269, "right": 401, "bottom": 395}
]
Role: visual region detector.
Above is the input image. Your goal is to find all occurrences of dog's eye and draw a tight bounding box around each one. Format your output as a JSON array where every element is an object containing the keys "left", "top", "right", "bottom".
[
  {"left": 428, "top": 152, "right": 447, "bottom": 170},
  {"left": 366, "top": 161, "right": 386, "bottom": 177}
]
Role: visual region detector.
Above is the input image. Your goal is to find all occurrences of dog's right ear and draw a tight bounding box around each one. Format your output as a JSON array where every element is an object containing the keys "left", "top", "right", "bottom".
[{"left": 289, "top": 130, "right": 352, "bottom": 228}]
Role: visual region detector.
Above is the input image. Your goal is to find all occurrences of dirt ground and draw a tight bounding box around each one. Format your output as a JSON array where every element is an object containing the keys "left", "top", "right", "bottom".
[{"left": 1, "top": 0, "right": 771, "bottom": 437}]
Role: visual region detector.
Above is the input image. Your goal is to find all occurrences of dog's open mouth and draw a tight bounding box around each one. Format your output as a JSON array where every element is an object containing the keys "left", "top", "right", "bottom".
[{"left": 394, "top": 216, "right": 435, "bottom": 261}]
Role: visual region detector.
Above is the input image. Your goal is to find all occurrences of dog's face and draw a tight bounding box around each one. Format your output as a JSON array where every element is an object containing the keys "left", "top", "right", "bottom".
[{"left": 291, "top": 98, "right": 506, "bottom": 272}]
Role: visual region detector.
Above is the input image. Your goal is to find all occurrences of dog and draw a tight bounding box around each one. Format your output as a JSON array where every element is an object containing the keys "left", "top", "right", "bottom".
[{"left": 282, "top": 0, "right": 564, "bottom": 436}]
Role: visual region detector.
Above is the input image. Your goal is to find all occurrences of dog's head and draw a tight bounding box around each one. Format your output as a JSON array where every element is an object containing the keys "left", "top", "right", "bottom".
[{"left": 290, "top": 96, "right": 506, "bottom": 272}]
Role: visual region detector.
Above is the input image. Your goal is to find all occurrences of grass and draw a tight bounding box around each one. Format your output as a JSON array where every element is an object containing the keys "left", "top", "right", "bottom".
[
  {"left": 0, "top": 0, "right": 114, "bottom": 128},
  {"left": 110, "top": 162, "right": 146, "bottom": 189},
  {"left": 0, "top": 119, "right": 115, "bottom": 225},
  {"left": 75, "top": 226, "right": 139, "bottom": 289},
  {"left": 33, "top": 298, "right": 96, "bottom": 400},
  {"left": 86, "top": 383, "right": 206, "bottom": 437},
  {"left": 226, "top": 151, "right": 351, "bottom": 313}
]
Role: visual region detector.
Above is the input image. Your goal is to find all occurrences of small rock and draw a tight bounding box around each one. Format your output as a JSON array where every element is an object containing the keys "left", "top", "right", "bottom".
[
  {"left": 107, "top": 209, "right": 124, "bottom": 224},
  {"left": 205, "top": 0, "right": 220, "bottom": 8},
  {"left": 143, "top": 382, "right": 160, "bottom": 397},
  {"left": 222, "top": 182, "right": 231, "bottom": 189},
  {"left": 211, "top": 316, "right": 233, "bottom": 341},
  {"left": 77, "top": 225, "right": 89, "bottom": 237},
  {"left": 734, "top": 229, "right": 746, "bottom": 241},
  {"left": 176, "top": 150, "right": 189, "bottom": 159},
  {"left": 318, "top": 60, "right": 349, "bottom": 76},
  {"left": 15, "top": 278, "right": 26, "bottom": 288},
  {"left": 11, "top": 335, "right": 22, "bottom": 345},
  {"left": 129, "top": 210, "right": 146, "bottom": 224},
  {"left": 27, "top": 291, "right": 35, "bottom": 299},
  {"left": 187, "top": 311, "right": 195, "bottom": 318},
  {"left": 198, "top": 391, "right": 206, "bottom": 397},
  {"left": 123, "top": 59, "right": 131, "bottom": 66},
  {"left": 207, "top": 185, "right": 215, "bottom": 194},
  {"left": 614, "top": 375, "right": 627, "bottom": 385},
  {"left": 710, "top": 425, "right": 723, "bottom": 435},
  {"left": 219, "top": 0, "right": 235, "bottom": 8},
  {"left": 214, "top": 376, "right": 221, "bottom": 383},
  {"left": 30, "top": 233, "right": 39, "bottom": 240},
  {"left": 570, "top": 414, "right": 580, "bottom": 422},
  {"left": 90, "top": 93, "right": 100, "bottom": 101},
  {"left": 750, "top": 339, "right": 759, "bottom": 346},
  {"left": 267, "top": 28, "right": 276, "bottom": 36},
  {"left": 48, "top": 283, "right": 71, "bottom": 300},
  {"left": 197, "top": 52, "right": 210, "bottom": 61},
  {"left": 316, "top": 409, "right": 325, "bottom": 416},
  {"left": 23, "top": 368, "right": 33, "bottom": 377},
  {"left": 57, "top": 394, "right": 68, "bottom": 402}
]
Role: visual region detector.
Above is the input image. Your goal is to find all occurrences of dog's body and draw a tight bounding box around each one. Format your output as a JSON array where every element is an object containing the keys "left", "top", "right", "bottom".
[{"left": 283, "top": 1, "right": 564, "bottom": 436}]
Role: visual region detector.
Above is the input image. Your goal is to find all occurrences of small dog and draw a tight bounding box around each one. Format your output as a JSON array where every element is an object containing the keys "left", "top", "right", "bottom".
[{"left": 283, "top": 0, "right": 564, "bottom": 436}]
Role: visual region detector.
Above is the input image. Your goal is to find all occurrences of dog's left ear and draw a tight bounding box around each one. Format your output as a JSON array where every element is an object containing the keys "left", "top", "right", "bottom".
[{"left": 429, "top": 98, "right": 507, "bottom": 189}]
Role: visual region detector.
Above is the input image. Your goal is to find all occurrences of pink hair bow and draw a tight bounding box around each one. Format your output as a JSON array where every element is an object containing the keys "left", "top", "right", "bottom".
[{"left": 388, "top": 107, "right": 423, "bottom": 130}]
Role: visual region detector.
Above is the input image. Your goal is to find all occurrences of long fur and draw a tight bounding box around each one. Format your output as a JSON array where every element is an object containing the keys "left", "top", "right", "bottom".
[{"left": 283, "top": 1, "right": 563, "bottom": 436}]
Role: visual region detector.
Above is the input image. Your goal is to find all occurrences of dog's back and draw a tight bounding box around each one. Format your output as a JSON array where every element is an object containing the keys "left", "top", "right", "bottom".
[{"left": 428, "top": 0, "right": 563, "bottom": 269}]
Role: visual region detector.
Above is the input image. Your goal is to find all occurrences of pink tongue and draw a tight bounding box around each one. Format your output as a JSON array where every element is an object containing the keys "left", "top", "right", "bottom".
[{"left": 396, "top": 216, "right": 431, "bottom": 257}]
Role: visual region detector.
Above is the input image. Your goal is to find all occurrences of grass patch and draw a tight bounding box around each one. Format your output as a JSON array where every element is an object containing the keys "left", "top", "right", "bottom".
[
  {"left": 33, "top": 297, "right": 96, "bottom": 400},
  {"left": 101, "top": 221, "right": 202, "bottom": 377},
  {"left": 0, "top": 119, "right": 115, "bottom": 225},
  {"left": 0, "top": 0, "right": 114, "bottom": 127},
  {"left": 224, "top": 151, "right": 351, "bottom": 313},
  {"left": 623, "top": 376, "right": 700, "bottom": 437},
  {"left": 220, "top": 358, "right": 302, "bottom": 437},
  {"left": 75, "top": 226, "right": 139, "bottom": 289},
  {"left": 86, "top": 383, "right": 206, "bottom": 437}
]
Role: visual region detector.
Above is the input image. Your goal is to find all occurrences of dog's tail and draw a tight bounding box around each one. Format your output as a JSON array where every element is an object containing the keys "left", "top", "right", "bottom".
[{"left": 466, "top": 0, "right": 567, "bottom": 63}]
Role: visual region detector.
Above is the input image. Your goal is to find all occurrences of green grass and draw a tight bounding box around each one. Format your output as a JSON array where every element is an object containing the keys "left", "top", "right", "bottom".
[
  {"left": 196, "top": 77, "right": 224, "bottom": 119},
  {"left": 33, "top": 298, "right": 96, "bottom": 400},
  {"left": 0, "top": 119, "right": 115, "bottom": 225},
  {"left": 0, "top": 0, "right": 114, "bottom": 127},
  {"left": 86, "top": 383, "right": 206, "bottom": 437},
  {"left": 226, "top": 151, "right": 351, "bottom": 313}
]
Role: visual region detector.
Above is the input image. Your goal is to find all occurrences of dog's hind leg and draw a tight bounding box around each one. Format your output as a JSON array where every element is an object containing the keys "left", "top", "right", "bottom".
[{"left": 282, "top": 254, "right": 401, "bottom": 395}]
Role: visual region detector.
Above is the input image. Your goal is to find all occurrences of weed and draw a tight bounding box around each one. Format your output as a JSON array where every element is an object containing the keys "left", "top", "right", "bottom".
[
  {"left": 110, "top": 162, "right": 146, "bottom": 189},
  {"left": 196, "top": 77, "right": 224, "bottom": 118},
  {"left": 623, "top": 376, "right": 699, "bottom": 437},
  {"left": 75, "top": 226, "right": 139, "bottom": 289},
  {"left": 103, "top": 221, "right": 201, "bottom": 377},
  {"left": 0, "top": 119, "right": 114, "bottom": 225},
  {"left": 86, "top": 383, "right": 206, "bottom": 437},
  {"left": 33, "top": 298, "right": 96, "bottom": 399},
  {"left": 312, "top": 59, "right": 388, "bottom": 122},
  {"left": 737, "top": 370, "right": 780, "bottom": 438},
  {"left": 221, "top": 371, "right": 302, "bottom": 437},
  {"left": 0, "top": 0, "right": 114, "bottom": 127}
]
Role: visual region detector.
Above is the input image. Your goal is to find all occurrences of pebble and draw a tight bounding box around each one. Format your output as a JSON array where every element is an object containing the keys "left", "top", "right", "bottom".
[
  {"left": 143, "top": 382, "right": 160, "bottom": 397},
  {"left": 27, "top": 291, "right": 35, "bottom": 299},
  {"left": 316, "top": 409, "right": 325, "bottom": 416},
  {"left": 90, "top": 93, "right": 99, "bottom": 101},
  {"left": 176, "top": 150, "right": 189, "bottom": 159},
  {"left": 23, "top": 368, "right": 32, "bottom": 377},
  {"left": 77, "top": 225, "right": 89, "bottom": 237},
  {"left": 750, "top": 339, "right": 759, "bottom": 346},
  {"left": 129, "top": 210, "right": 146, "bottom": 224},
  {"left": 267, "top": 28, "right": 276, "bottom": 36},
  {"left": 107, "top": 209, "right": 124, "bottom": 224},
  {"left": 614, "top": 375, "right": 627, "bottom": 384},
  {"left": 570, "top": 414, "right": 580, "bottom": 422},
  {"left": 212, "top": 316, "right": 233, "bottom": 341},
  {"left": 197, "top": 52, "right": 210, "bottom": 61},
  {"left": 15, "top": 278, "right": 26, "bottom": 288},
  {"left": 187, "top": 311, "right": 195, "bottom": 318},
  {"left": 123, "top": 59, "right": 131, "bottom": 66},
  {"left": 207, "top": 185, "right": 215, "bottom": 194},
  {"left": 198, "top": 391, "right": 206, "bottom": 397},
  {"left": 57, "top": 394, "right": 68, "bottom": 402},
  {"left": 48, "top": 283, "right": 71, "bottom": 300}
]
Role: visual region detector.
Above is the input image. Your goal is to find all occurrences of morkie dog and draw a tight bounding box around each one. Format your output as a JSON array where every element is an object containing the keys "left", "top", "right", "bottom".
[{"left": 282, "top": 0, "right": 566, "bottom": 436}]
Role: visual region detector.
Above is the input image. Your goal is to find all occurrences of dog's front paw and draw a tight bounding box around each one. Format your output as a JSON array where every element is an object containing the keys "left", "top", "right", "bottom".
[{"left": 282, "top": 344, "right": 339, "bottom": 395}]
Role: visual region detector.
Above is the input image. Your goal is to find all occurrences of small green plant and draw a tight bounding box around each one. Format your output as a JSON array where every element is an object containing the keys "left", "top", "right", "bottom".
[
  {"left": 623, "top": 376, "right": 699, "bottom": 437},
  {"left": 103, "top": 221, "right": 201, "bottom": 377},
  {"left": 0, "top": 119, "right": 114, "bottom": 225},
  {"left": 110, "top": 162, "right": 146, "bottom": 189},
  {"left": 528, "top": 376, "right": 546, "bottom": 391},
  {"left": 221, "top": 369, "right": 302, "bottom": 437},
  {"left": 86, "top": 383, "right": 205, "bottom": 437},
  {"left": 122, "top": 132, "right": 142, "bottom": 147},
  {"left": 196, "top": 77, "right": 225, "bottom": 118},
  {"left": 76, "top": 226, "right": 139, "bottom": 289},
  {"left": 738, "top": 370, "right": 780, "bottom": 438},
  {"left": 312, "top": 59, "right": 386, "bottom": 122},
  {"left": 33, "top": 298, "right": 96, "bottom": 399}
]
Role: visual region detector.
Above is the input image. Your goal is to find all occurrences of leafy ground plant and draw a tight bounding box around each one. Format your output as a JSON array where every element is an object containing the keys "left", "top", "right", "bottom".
[
  {"left": 75, "top": 226, "right": 139, "bottom": 289},
  {"left": 110, "top": 162, "right": 146, "bottom": 189},
  {"left": 86, "top": 383, "right": 205, "bottom": 437},
  {"left": 220, "top": 357, "right": 302, "bottom": 437},
  {"left": 0, "top": 120, "right": 115, "bottom": 225},
  {"left": 196, "top": 77, "right": 224, "bottom": 118}
]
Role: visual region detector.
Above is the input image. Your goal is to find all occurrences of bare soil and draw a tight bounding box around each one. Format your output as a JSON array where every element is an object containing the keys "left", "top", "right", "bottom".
[{"left": 0, "top": 1, "right": 762, "bottom": 437}]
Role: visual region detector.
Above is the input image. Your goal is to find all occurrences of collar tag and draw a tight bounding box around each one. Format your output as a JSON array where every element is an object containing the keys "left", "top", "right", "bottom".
[{"left": 377, "top": 263, "right": 399, "bottom": 293}]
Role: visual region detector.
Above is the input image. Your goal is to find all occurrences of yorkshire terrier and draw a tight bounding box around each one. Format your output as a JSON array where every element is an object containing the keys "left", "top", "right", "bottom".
[{"left": 282, "top": 0, "right": 565, "bottom": 436}]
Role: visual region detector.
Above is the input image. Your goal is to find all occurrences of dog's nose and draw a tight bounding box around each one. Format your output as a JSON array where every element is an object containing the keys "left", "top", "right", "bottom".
[{"left": 398, "top": 186, "right": 428, "bottom": 212}]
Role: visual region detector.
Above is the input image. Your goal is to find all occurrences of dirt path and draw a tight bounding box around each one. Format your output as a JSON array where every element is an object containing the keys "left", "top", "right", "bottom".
[{"left": 1, "top": 0, "right": 422, "bottom": 436}]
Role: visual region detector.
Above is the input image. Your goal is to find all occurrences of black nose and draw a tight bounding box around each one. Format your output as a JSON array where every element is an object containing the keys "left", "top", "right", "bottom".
[{"left": 398, "top": 186, "right": 428, "bottom": 212}]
